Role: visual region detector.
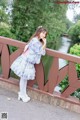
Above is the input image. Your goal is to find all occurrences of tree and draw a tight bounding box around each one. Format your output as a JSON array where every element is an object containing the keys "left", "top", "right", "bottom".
[
  {"left": 74, "top": 14, "right": 80, "bottom": 23},
  {"left": 0, "top": 22, "right": 16, "bottom": 38},
  {"left": 0, "top": 0, "right": 8, "bottom": 8},
  {"left": 68, "top": 20, "right": 80, "bottom": 44},
  {"left": 11, "top": 0, "right": 45, "bottom": 41},
  {"left": 0, "top": 8, "right": 9, "bottom": 23},
  {"left": 0, "top": 0, "right": 16, "bottom": 39},
  {"left": 0, "top": 0, "right": 9, "bottom": 23},
  {"left": 11, "top": 0, "right": 68, "bottom": 49}
]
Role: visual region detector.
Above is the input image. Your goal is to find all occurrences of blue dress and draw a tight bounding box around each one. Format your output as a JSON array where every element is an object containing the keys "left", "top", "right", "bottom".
[{"left": 10, "top": 37, "right": 46, "bottom": 80}]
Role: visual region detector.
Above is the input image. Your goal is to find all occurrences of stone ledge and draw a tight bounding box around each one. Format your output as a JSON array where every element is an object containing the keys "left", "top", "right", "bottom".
[
  {"left": 0, "top": 78, "right": 80, "bottom": 113},
  {"left": 28, "top": 87, "right": 80, "bottom": 113}
]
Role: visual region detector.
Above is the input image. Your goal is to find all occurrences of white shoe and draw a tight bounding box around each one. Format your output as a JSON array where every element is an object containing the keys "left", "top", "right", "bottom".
[{"left": 18, "top": 92, "right": 30, "bottom": 102}]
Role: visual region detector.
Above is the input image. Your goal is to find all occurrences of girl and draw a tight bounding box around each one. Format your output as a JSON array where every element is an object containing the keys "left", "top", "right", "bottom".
[{"left": 10, "top": 26, "right": 47, "bottom": 102}]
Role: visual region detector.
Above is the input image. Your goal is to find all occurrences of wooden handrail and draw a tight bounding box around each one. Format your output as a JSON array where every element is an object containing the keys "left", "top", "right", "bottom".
[{"left": 0, "top": 36, "right": 80, "bottom": 99}]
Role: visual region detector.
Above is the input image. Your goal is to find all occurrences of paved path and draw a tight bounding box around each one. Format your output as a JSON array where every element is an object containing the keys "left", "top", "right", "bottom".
[{"left": 0, "top": 87, "right": 80, "bottom": 120}]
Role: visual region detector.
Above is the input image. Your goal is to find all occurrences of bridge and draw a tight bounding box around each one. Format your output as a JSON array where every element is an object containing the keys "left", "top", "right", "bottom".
[{"left": 0, "top": 36, "right": 80, "bottom": 119}]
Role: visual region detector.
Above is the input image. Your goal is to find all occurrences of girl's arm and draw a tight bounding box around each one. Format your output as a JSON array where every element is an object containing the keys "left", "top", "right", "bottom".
[
  {"left": 42, "top": 38, "right": 46, "bottom": 50},
  {"left": 29, "top": 38, "right": 46, "bottom": 56}
]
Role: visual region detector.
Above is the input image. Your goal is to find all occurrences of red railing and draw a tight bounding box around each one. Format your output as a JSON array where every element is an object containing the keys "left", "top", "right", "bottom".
[{"left": 0, "top": 36, "right": 80, "bottom": 99}]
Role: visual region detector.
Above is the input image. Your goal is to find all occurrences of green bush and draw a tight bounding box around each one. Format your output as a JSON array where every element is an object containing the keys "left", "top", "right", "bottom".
[
  {"left": 0, "top": 22, "right": 16, "bottom": 52},
  {"left": 68, "top": 20, "right": 80, "bottom": 44},
  {"left": 59, "top": 76, "right": 69, "bottom": 92},
  {"left": 0, "top": 22, "right": 16, "bottom": 39}
]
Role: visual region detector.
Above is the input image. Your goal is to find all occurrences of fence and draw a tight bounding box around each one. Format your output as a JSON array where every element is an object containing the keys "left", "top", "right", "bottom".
[{"left": 0, "top": 36, "right": 80, "bottom": 102}]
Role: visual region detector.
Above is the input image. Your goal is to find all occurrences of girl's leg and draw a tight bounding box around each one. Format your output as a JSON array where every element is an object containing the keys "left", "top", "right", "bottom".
[
  {"left": 18, "top": 77, "right": 30, "bottom": 102},
  {"left": 19, "top": 77, "right": 28, "bottom": 96}
]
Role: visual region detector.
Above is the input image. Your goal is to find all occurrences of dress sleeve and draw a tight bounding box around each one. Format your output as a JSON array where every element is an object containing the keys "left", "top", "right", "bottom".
[{"left": 29, "top": 38, "right": 46, "bottom": 56}]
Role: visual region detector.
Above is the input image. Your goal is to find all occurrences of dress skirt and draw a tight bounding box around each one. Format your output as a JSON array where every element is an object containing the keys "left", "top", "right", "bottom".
[{"left": 10, "top": 54, "right": 36, "bottom": 80}]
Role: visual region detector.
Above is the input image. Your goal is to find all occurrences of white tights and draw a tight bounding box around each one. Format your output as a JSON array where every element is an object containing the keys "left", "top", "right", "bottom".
[{"left": 19, "top": 77, "right": 28, "bottom": 96}]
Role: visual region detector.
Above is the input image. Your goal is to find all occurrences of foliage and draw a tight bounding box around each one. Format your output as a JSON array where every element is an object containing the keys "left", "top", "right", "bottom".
[
  {"left": 0, "top": 22, "right": 16, "bottom": 52},
  {"left": 0, "top": 0, "right": 9, "bottom": 24},
  {"left": 68, "top": 20, "right": 80, "bottom": 44},
  {"left": 0, "top": 0, "right": 8, "bottom": 8},
  {"left": 0, "top": 8, "right": 9, "bottom": 23},
  {"left": 11, "top": 0, "right": 68, "bottom": 49},
  {"left": 66, "top": 18, "right": 74, "bottom": 29},
  {"left": 0, "top": 0, "right": 15, "bottom": 38},
  {"left": 74, "top": 14, "right": 80, "bottom": 23},
  {"left": 59, "top": 76, "right": 69, "bottom": 92},
  {"left": 0, "top": 22, "right": 16, "bottom": 39}
]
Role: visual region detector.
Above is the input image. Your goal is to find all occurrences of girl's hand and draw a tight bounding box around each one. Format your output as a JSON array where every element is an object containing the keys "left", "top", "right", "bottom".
[
  {"left": 23, "top": 44, "right": 28, "bottom": 52},
  {"left": 42, "top": 38, "right": 46, "bottom": 49},
  {"left": 43, "top": 38, "right": 46, "bottom": 45}
]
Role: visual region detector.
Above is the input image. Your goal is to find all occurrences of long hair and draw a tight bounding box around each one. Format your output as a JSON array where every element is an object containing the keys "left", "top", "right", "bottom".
[{"left": 28, "top": 26, "right": 48, "bottom": 43}]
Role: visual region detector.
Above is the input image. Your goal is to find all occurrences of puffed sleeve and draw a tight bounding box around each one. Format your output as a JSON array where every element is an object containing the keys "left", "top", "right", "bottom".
[{"left": 29, "top": 38, "right": 46, "bottom": 56}]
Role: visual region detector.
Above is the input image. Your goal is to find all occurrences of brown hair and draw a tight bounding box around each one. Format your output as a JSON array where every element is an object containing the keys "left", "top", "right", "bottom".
[
  {"left": 34, "top": 26, "right": 47, "bottom": 38},
  {"left": 28, "top": 26, "right": 48, "bottom": 42}
]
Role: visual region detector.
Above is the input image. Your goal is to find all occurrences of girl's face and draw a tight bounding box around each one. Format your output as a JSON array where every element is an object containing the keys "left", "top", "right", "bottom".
[{"left": 39, "top": 31, "right": 46, "bottom": 39}]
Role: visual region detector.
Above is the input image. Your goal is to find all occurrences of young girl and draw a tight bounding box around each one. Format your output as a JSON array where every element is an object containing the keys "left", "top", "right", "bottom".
[{"left": 10, "top": 26, "right": 47, "bottom": 102}]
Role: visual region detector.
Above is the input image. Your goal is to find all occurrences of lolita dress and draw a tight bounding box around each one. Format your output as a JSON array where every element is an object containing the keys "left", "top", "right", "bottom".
[{"left": 10, "top": 37, "right": 46, "bottom": 80}]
